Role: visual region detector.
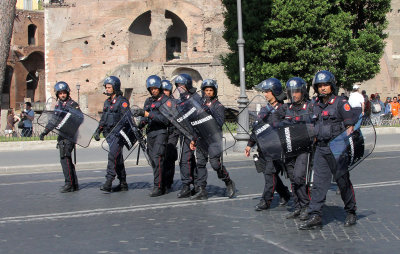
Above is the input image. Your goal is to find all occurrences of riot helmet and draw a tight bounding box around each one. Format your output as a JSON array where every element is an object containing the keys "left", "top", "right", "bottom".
[
  {"left": 161, "top": 80, "right": 173, "bottom": 92},
  {"left": 255, "top": 78, "right": 286, "bottom": 102},
  {"left": 312, "top": 70, "right": 337, "bottom": 96},
  {"left": 201, "top": 79, "right": 218, "bottom": 98},
  {"left": 103, "top": 76, "right": 121, "bottom": 95},
  {"left": 286, "top": 77, "right": 309, "bottom": 104},
  {"left": 146, "top": 75, "right": 162, "bottom": 91},
  {"left": 174, "top": 73, "right": 195, "bottom": 93},
  {"left": 54, "top": 81, "right": 70, "bottom": 99}
]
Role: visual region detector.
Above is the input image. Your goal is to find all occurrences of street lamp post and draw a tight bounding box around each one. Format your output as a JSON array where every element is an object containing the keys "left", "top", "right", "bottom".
[
  {"left": 233, "top": 0, "right": 250, "bottom": 152},
  {"left": 76, "top": 83, "right": 80, "bottom": 104}
]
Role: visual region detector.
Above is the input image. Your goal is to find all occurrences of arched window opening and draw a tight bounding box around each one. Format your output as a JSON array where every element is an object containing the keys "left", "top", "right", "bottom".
[
  {"left": 26, "top": 71, "right": 38, "bottom": 101},
  {"left": 28, "top": 24, "right": 37, "bottom": 45},
  {"left": 128, "top": 11, "right": 152, "bottom": 61},
  {"left": 165, "top": 10, "right": 187, "bottom": 61}
]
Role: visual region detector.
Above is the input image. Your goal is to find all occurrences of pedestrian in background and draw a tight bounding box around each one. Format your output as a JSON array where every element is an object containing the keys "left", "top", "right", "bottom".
[
  {"left": 390, "top": 96, "right": 400, "bottom": 119},
  {"left": 348, "top": 85, "right": 364, "bottom": 123},
  {"left": 361, "top": 90, "right": 371, "bottom": 117},
  {"left": 5, "top": 109, "right": 19, "bottom": 138},
  {"left": 20, "top": 102, "right": 34, "bottom": 137},
  {"left": 370, "top": 94, "right": 384, "bottom": 125},
  {"left": 384, "top": 97, "right": 392, "bottom": 115}
]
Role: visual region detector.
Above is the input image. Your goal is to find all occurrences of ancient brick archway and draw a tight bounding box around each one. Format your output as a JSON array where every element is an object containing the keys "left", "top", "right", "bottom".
[
  {"left": 172, "top": 67, "right": 203, "bottom": 88},
  {"left": 128, "top": 9, "right": 188, "bottom": 63}
]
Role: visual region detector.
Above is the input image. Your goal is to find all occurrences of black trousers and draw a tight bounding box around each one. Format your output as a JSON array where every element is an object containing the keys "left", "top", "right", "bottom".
[
  {"left": 261, "top": 158, "right": 290, "bottom": 204},
  {"left": 106, "top": 135, "right": 126, "bottom": 182},
  {"left": 307, "top": 145, "right": 357, "bottom": 216},
  {"left": 196, "top": 141, "right": 230, "bottom": 184},
  {"left": 285, "top": 153, "right": 310, "bottom": 209},
  {"left": 163, "top": 129, "right": 179, "bottom": 187},
  {"left": 58, "top": 138, "right": 78, "bottom": 186},
  {"left": 147, "top": 132, "right": 168, "bottom": 189},
  {"left": 179, "top": 137, "right": 197, "bottom": 187}
]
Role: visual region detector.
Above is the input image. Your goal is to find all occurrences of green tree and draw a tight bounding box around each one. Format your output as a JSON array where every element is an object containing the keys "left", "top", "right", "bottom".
[
  {"left": 221, "top": 0, "right": 273, "bottom": 89},
  {"left": 222, "top": 0, "right": 390, "bottom": 91}
]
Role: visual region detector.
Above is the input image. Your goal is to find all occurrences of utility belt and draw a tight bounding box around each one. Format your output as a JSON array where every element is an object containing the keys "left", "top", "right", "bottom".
[{"left": 315, "top": 140, "right": 330, "bottom": 147}]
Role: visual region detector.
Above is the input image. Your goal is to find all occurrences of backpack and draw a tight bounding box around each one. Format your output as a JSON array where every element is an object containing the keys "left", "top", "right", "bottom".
[{"left": 372, "top": 101, "right": 382, "bottom": 113}]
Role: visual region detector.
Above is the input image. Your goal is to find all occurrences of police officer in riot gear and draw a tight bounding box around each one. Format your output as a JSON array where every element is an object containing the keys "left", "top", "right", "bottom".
[
  {"left": 174, "top": 74, "right": 202, "bottom": 199},
  {"left": 39, "top": 82, "right": 80, "bottom": 193},
  {"left": 299, "top": 70, "right": 357, "bottom": 230},
  {"left": 244, "top": 78, "right": 291, "bottom": 210},
  {"left": 196, "top": 79, "right": 236, "bottom": 198},
  {"left": 135, "top": 75, "right": 170, "bottom": 197},
  {"left": 275, "top": 77, "right": 312, "bottom": 220},
  {"left": 93, "top": 76, "right": 130, "bottom": 192},
  {"left": 161, "top": 80, "right": 179, "bottom": 189}
]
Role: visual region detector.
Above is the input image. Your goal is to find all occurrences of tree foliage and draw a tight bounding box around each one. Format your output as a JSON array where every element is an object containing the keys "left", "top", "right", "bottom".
[{"left": 222, "top": 0, "right": 390, "bottom": 91}]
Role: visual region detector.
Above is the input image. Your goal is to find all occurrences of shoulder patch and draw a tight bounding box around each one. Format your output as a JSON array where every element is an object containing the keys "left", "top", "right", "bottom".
[
  {"left": 167, "top": 100, "right": 172, "bottom": 107},
  {"left": 344, "top": 103, "right": 351, "bottom": 111},
  {"left": 122, "top": 102, "right": 128, "bottom": 108}
]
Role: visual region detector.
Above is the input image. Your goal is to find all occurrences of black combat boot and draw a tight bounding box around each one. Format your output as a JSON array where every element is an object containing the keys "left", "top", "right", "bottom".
[
  {"left": 73, "top": 184, "right": 79, "bottom": 191},
  {"left": 190, "top": 186, "right": 208, "bottom": 200},
  {"left": 279, "top": 196, "right": 290, "bottom": 207},
  {"left": 255, "top": 199, "right": 270, "bottom": 211},
  {"left": 113, "top": 180, "right": 128, "bottom": 192},
  {"left": 60, "top": 184, "right": 74, "bottom": 193},
  {"left": 299, "top": 208, "right": 309, "bottom": 221},
  {"left": 149, "top": 187, "right": 165, "bottom": 197},
  {"left": 286, "top": 208, "right": 302, "bottom": 219},
  {"left": 177, "top": 185, "right": 191, "bottom": 198},
  {"left": 344, "top": 213, "right": 357, "bottom": 227},
  {"left": 299, "top": 215, "right": 323, "bottom": 230},
  {"left": 225, "top": 179, "right": 236, "bottom": 198},
  {"left": 100, "top": 179, "right": 113, "bottom": 192}
]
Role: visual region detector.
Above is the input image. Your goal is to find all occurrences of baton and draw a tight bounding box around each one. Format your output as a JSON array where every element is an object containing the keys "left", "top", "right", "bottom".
[
  {"left": 305, "top": 152, "right": 313, "bottom": 187},
  {"left": 73, "top": 144, "right": 76, "bottom": 165},
  {"left": 136, "top": 144, "right": 140, "bottom": 165}
]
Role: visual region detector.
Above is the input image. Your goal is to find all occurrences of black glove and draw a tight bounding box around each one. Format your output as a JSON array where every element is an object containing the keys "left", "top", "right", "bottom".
[
  {"left": 133, "top": 108, "right": 145, "bottom": 117},
  {"left": 93, "top": 128, "right": 101, "bottom": 141},
  {"left": 39, "top": 133, "right": 46, "bottom": 141}
]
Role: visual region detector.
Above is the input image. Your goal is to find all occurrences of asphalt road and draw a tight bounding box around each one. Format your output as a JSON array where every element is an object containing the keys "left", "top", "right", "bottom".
[{"left": 0, "top": 146, "right": 399, "bottom": 253}]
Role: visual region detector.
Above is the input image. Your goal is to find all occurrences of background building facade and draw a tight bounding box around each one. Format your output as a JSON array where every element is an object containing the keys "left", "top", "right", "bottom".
[
  {"left": 43, "top": 0, "right": 241, "bottom": 115},
  {"left": 42, "top": 0, "right": 400, "bottom": 115}
]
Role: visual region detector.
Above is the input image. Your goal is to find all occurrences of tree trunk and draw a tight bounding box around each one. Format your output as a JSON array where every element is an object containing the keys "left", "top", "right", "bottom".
[{"left": 0, "top": 0, "right": 17, "bottom": 107}]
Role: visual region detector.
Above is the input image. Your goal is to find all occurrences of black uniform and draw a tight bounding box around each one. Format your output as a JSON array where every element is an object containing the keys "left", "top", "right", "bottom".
[
  {"left": 248, "top": 103, "right": 291, "bottom": 206},
  {"left": 141, "top": 94, "right": 170, "bottom": 191},
  {"left": 163, "top": 124, "right": 179, "bottom": 188},
  {"left": 307, "top": 95, "right": 357, "bottom": 216},
  {"left": 196, "top": 97, "right": 232, "bottom": 186},
  {"left": 275, "top": 101, "right": 313, "bottom": 213},
  {"left": 175, "top": 92, "right": 200, "bottom": 191},
  {"left": 98, "top": 95, "right": 130, "bottom": 182},
  {"left": 43, "top": 98, "right": 80, "bottom": 189}
]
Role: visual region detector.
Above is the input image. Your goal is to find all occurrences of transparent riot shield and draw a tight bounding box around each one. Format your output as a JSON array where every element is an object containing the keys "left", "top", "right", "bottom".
[
  {"left": 101, "top": 109, "right": 150, "bottom": 164},
  {"left": 171, "top": 89, "right": 224, "bottom": 157},
  {"left": 329, "top": 115, "right": 376, "bottom": 171},
  {"left": 238, "top": 95, "right": 315, "bottom": 160},
  {"left": 37, "top": 97, "right": 99, "bottom": 148},
  {"left": 158, "top": 97, "right": 194, "bottom": 141}
]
